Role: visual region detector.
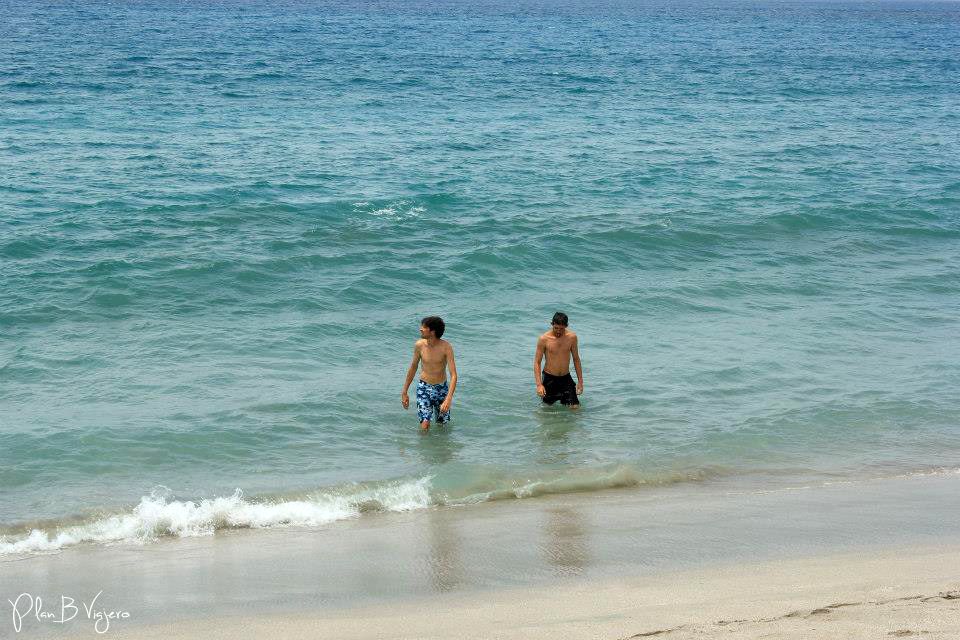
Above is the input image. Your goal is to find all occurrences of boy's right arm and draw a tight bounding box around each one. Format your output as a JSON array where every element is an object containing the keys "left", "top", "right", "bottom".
[{"left": 401, "top": 342, "right": 421, "bottom": 409}]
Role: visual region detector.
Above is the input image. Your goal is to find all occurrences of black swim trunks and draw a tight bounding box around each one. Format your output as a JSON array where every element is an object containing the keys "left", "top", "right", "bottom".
[{"left": 541, "top": 371, "right": 579, "bottom": 406}]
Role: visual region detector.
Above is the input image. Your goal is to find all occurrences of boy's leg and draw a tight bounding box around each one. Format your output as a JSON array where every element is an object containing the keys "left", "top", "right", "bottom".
[
  {"left": 416, "top": 381, "right": 432, "bottom": 430},
  {"left": 435, "top": 383, "right": 450, "bottom": 424},
  {"left": 560, "top": 375, "right": 580, "bottom": 409}
]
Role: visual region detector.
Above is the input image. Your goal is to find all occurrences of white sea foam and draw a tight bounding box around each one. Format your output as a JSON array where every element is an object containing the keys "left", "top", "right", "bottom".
[
  {"left": 352, "top": 199, "right": 424, "bottom": 219},
  {"left": 896, "top": 466, "right": 960, "bottom": 479},
  {"left": 0, "top": 477, "right": 434, "bottom": 556}
]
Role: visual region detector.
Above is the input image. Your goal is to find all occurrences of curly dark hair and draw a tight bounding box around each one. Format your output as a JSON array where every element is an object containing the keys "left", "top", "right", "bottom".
[
  {"left": 421, "top": 316, "right": 445, "bottom": 338},
  {"left": 551, "top": 311, "right": 569, "bottom": 326}
]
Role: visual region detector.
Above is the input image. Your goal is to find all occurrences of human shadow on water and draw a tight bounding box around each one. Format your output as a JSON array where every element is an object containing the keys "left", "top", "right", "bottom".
[
  {"left": 534, "top": 406, "right": 581, "bottom": 465},
  {"left": 416, "top": 423, "right": 462, "bottom": 466}
]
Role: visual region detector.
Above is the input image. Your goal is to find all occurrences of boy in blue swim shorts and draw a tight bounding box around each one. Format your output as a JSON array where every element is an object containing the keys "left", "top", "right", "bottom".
[
  {"left": 401, "top": 316, "right": 458, "bottom": 430},
  {"left": 416, "top": 379, "right": 450, "bottom": 425}
]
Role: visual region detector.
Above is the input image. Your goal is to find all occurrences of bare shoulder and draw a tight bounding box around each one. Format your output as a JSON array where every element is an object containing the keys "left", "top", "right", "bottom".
[
  {"left": 538, "top": 331, "right": 551, "bottom": 341},
  {"left": 414, "top": 338, "right": 426, "bottom": 350},
  {"left": 567, "top": 330, "right": 578, "bottom": 340},
  {"left": 441, "top": 339, "right": 454, "bottom": 353}
]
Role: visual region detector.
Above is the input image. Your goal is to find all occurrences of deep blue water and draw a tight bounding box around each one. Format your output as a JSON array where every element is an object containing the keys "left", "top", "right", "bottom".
[{"left": 1, "top": 0, "right": 959, "bottom": 554}]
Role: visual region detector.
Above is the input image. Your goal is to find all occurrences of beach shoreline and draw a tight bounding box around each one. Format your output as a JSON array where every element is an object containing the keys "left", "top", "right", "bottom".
[{"left": 6, "top": 471, "right": 960, "bottom": 639}]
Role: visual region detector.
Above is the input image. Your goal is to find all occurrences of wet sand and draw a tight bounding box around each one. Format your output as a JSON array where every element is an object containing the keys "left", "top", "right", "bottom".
[{"left": 114, "top": 546, "right": 960, "bottom": 639}]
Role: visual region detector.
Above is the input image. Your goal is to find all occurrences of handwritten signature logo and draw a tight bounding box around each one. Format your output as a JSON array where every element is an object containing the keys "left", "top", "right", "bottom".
[{"left": 7, "top": 590, "right": 130, "bottom": 634}]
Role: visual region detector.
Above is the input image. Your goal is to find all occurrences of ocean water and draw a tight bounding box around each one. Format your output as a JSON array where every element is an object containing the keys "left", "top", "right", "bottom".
[{"left": 1, "top": 0, "right": 959, "bottom": 556}]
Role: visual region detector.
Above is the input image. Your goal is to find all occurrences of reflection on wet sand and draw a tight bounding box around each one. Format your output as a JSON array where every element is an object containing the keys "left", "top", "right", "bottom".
[
  {"left": 425, "top": 507, "right": 464, "bottom": 592},
  {"left": 542, "top": 506, "right": 589, "bottom": 577}
]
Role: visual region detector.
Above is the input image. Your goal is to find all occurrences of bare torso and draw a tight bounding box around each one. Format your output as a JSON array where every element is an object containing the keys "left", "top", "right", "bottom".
[
  {"left": 539, "top": 330, "right": 577, "bottom": 376},
  {"left": 417, "top": 338, "right": 450, "bottom": 384}
]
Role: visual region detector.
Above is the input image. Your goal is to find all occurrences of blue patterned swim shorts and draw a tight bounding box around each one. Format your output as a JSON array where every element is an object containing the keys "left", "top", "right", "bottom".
[{"left": 416, "top": 379, "right": 450, "bottom": 424}]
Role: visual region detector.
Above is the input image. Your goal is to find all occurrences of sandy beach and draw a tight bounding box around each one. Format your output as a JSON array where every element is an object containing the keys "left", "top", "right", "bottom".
[
  {"left": 6, "top": 471, "right": 959, "bottom": 639},
  {"left": 114, "top": 545, "right": 960, "bottom": 640}
]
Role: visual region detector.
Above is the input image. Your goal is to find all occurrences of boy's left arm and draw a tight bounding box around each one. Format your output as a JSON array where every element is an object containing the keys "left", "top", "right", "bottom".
[
  {"left": 572, "top": 336, "right": 584, "bottom": 395},
  {"left": 440, "top": 345, "right": 457, "bottom": 413}
]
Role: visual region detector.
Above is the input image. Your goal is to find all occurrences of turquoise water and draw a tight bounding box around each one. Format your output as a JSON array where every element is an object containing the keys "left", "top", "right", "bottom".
[{"left": 1, "top": 0, "right": 959, "bottom": 554}]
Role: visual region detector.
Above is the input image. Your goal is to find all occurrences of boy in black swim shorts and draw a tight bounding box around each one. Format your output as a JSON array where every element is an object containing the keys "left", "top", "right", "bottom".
[
  {"left": 540, "top": 370, "right": 579, "bottom": 406},
  {"left": 534, "top": 311, "right": 584, "bottom": 408}
]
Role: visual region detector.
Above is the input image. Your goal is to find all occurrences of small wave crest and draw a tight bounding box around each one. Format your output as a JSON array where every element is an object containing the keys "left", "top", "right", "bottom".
[
  {"left": 438, "top": 464, "right": 719, "bottom": 505},
  {"left": 0, "top": 465, "right": 720, "bottom": 556},
  {"left": 0, "top": 479, "right": 432, "bottom": 556}
]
